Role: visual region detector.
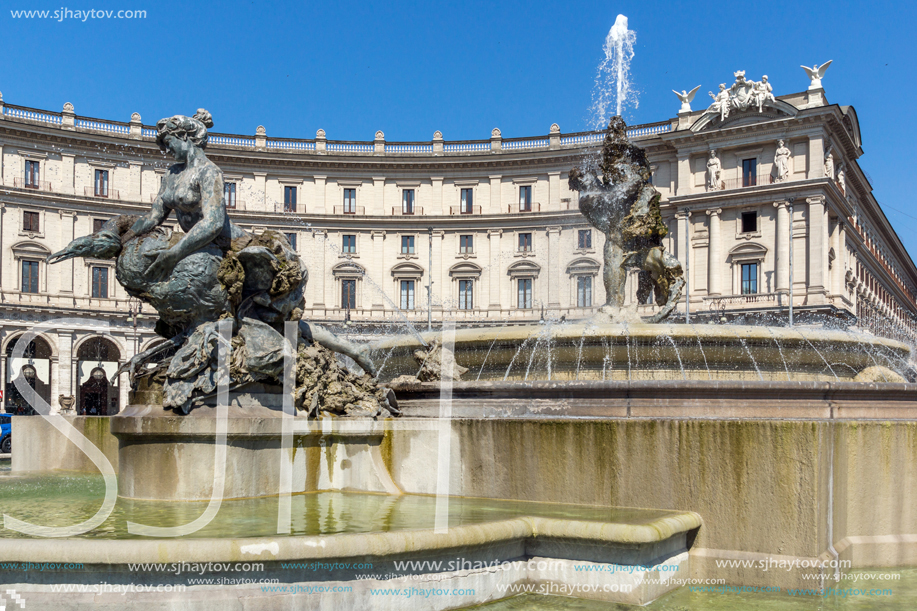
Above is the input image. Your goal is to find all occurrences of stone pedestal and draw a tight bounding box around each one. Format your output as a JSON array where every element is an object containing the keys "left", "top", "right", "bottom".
[{"left": 111, "top": 387, "right": 400, "bottom": 501}]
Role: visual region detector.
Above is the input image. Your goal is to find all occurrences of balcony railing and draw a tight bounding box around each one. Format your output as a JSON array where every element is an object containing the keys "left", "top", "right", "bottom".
[
  {"left": 705, "top": 292, "right": 780, "bottom": 310},
  {"left": 450, "top": 205, "right": 482, "bottom": 215},
  {"left": 334, "top": 205, "right": 366, "bottom": 215},
  {"left": 508, "top": 203, "right": 541, "bottom": 213},
  {"left": 0, "top": 101, "right": 677, "bottom": 159},
  {"left": 13, "top": 178, "right": 52, "bottom": 192},
  {"left": 392, "top": 206, "right": 424, "bottom": 216},
  {"left": 718, "top": 174, "right": 776, "bottom": 191},
  {"left": 84, "top": 186, "right": 120, "bottom": 199}
]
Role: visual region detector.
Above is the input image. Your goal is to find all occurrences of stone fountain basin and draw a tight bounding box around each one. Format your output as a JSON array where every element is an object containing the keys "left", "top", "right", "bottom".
[
  {"left": 371, "top": 323, "right": 912, "bottom": 382},
  {"left": 0, "top": 490, "right": 700, "bottom": 610}
]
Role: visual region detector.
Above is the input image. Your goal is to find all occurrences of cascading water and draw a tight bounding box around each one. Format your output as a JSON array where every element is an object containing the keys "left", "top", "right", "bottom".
[{"left": 590, "top": 14, "right": 637, "bottom": 129}]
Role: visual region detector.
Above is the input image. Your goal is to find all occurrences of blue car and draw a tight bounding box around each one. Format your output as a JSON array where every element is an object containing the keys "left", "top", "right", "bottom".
[{"left": 1, "top": 414, "right": 10, "bottom": 454}]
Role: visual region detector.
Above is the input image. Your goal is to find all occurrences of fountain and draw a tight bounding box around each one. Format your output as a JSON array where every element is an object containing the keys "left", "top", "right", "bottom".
[{"left": 3, "top": 15, "right": 917, "bottom": 611}]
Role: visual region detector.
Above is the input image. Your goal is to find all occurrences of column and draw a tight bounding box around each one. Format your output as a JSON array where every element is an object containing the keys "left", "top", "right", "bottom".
[
  {"left": 488, "top": 230, "right": 502, "bottom": 309},
  {"left": 59, "top": 210, "right": 76, "bottom": 293},
  {"left": 547, "top": 172, "right": 561, "bottom": 212},
  {"left": 676, "top": 153, "right": 691, "bottom": 197},
  {"left": 432, "top": 231, "right": 444, "bottom": 309},
  {"left": 831, "top": 217, "right": 844, "bottom": 298},
  {"left": 774, "top": 202, "right": 789, "bottom": 293},
  {"left": 808, "top": 133, "right": 825, "bottom": 180},
  {"left": 546, "top": 227, "right": 562, "bottom": 307},
  {"left": 431, "top": 177, "right": 444, "bottom": 215},
  {"left": 807, "top": 196, "right": 827, "bottom": 298},
  {"left": 50, "top": 357, "right": 59, "bottom": 413},
  {"left": 313, "top": 176, "right": 327, "bottom": 214},
  {"left": 312, "top": 230, "right": 327, "bottom": 307},
  {"left": 57, "top": 329, "right": 74, "bottom": 405},
  {"left": 706, "top": 209, "right": 722, "bottom": 296},
  {"left": 370, "top": 231, "right": 385, "bottom": 308},
  {"left": 488, "top": 175, "right": 502, "bottom": 214},
  {"left": 0, "top": 204, "right": 5, "bottom": 290},
  {"left": 676, "top": 209, "right": 692, "bottom": 306}
]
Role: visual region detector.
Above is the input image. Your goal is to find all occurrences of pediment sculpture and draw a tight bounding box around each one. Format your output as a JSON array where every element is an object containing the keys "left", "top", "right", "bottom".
[{"left": 707, "top": 71, "right": 777, "bottom": 121}]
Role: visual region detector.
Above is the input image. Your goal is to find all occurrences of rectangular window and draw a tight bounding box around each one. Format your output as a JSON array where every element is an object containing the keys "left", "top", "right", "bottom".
[
  {"left": 343, "top": 188, "right": 357, "bottom": 214},
  {"left": 94, "top": 169, "right": 109, "bottom": 197},
  {"left": 459, "top": 279, "right": 474, "bottom": 310},
  {"left": 92, "top": 267, "right": 109, "bottom": 298},
  {"left": 742, "top": 158, "right": 757, "bottom": 187},
  {"left": 519, "top": 185, "right": 532, "bottom": 211},
  {"left": 578, "top": 229, "right": 592, "bottom": 249},
  {"left": 741, "top": 211, "right": 757, "bottom": 233},
  {"left": 461, "top": 188, "right": 473, "bottom": 214},
  {"left": 224, "top": 183, "right": 237, "bottom": 208},
  {"left": 93, "top": 219, "right": 106, "bottom": 233},
  {"left": 285, "top": 233, "right": 297, "bottom": 249},
  {"left": 284, "top": 186, "right": 297, "bottom": 212},
  {"left": 342, "top": 235, "right": 356, "bottom": 253},
  {"left": 741, "top": 263, "right": 758, "bottom": 294},
  {"left": 400, "top": 280, "right": 415, "bottom": 310},
  {"left": 23, "top": 211, "right": 39, "bottom": 233},
  {"left": 401, "top": 235, "right": 415, "bottom": 254},
  {"left": 577, "top": 276, "right": 592, "bottom": 307},
  {"left": 517, "top": 278, "right": 533, "bottom": 309},
  {"left": 24, "top": 160, "right": 39, "bottom": 188},
  {"left": 518, "top": 233, "right": 533, "bottom": 252},
  {"left": 21, "top": 261, "right": 39, "bottom": 294},
  {"left": 459, "top": 235, "right": 474, "bottom": 254},
  {"left": 402, "top": 189, "right": 415, "bottom": 214},
  {"left": 342, "top": 279, "right": 356, "bottom": 309}
]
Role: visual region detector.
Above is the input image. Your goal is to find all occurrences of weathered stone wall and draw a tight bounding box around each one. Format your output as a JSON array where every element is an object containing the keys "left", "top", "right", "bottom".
[
  {"left": 12, "top": 415, "right": 118, "bottom": 473},
  {"left": 386, "top": 419, "right": 917, "bottom": 587}
]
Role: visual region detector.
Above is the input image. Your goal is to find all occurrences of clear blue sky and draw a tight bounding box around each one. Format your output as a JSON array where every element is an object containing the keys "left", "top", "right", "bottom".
[{"left": 3, "top": 0, "right": 917, "bottom": 260}]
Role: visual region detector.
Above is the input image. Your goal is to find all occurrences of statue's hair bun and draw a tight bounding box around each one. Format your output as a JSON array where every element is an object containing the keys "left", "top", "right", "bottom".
[{"left": 193, "top": 108, "right": 214, "bottom": 128}]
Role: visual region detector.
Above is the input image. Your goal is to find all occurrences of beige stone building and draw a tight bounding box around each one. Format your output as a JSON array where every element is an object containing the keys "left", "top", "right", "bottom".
[{"left": 0, "top": 69, "right": 914, "bottom": 413}]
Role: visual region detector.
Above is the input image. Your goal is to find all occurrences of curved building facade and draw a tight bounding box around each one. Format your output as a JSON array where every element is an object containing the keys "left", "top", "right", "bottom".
[{"left": 0, "top": 75, "right": 914, "bottom": 412}]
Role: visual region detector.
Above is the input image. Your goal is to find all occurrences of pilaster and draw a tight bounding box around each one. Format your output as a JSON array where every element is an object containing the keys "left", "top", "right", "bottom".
[
  {"left": 676, "top": 153, "right": 692, "bottom": 197},
  {"left": 370, "top": 230, "right": 386, "bottom": 307},
  {"left": 547, "top": 227, "right": 562, "bottom": 307},
  {"left": 773, "top": 201, "right": 789, "bottom": 293},
  {"left": 431, "top": 177, "right": 444, "bottom": 215},
  {"left": 488, "top": 230, "right": 502, "bottom": 309},
  {"left": 548, "top": 171, "right": 561, "bottom": 212},
  {"left": 807, "top": 196, "right": 827, "bottom": 299},
  {"left": 58, "top": 210, "right": 76, "bottom": 294},
  {"left": 706, "top": 209, "right": 722, "bottom": 296}
]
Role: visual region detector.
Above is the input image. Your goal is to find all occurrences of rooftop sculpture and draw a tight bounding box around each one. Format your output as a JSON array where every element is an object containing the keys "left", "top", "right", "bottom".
[
  {"left": 48, "top": 109, "right": 395, "bottom": 418},
  {"left": 568, "top": 117, "right": 684, "bottom": 323}
]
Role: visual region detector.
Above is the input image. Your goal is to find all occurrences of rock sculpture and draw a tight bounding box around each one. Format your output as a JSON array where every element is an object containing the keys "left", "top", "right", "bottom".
[
  {"left": 568, "top": 117, "right": 684, "bottom": 323},
  {"left": 824, "top": 148, "right": 835, "bottom": 179},
  {"left": 801, "top": 60, "right": 832, "bottom": 89},
  {"left": 774, "top": 140, "right": 791, "bottom": 183},
  {"left": 673, "top": 86, "right": 701, "bottom": 113},
  {"left": 706, "top": 150, "right": 722, "bottom": 192},
  {"left": 48, "top": 109, "right": 391, "bottom": 417}
]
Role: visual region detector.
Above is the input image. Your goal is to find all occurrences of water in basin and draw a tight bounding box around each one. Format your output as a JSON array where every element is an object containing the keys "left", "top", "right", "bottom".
[{"left": 0, "top": 469, "right": 683, "bottom": 540}]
